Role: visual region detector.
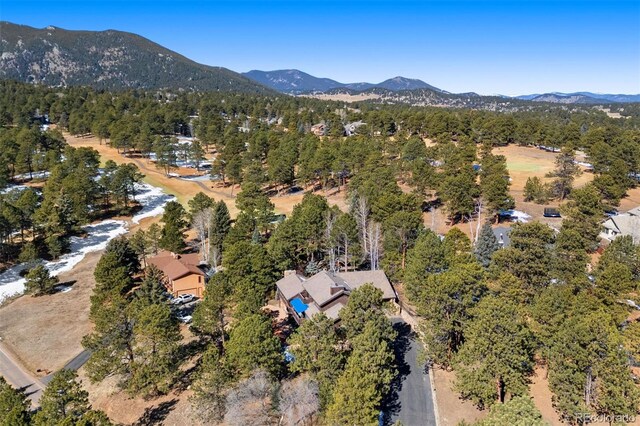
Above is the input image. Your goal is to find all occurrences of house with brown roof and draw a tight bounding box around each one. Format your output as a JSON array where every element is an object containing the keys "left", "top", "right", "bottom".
[
  {"left": 147, "top": 251, "right": 207, "bottom": 298},
  {"left": 276, "top": 269, "right": 396, "bottom": 324}
]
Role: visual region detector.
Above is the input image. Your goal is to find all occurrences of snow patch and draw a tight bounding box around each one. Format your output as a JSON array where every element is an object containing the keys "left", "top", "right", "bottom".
[
  {"left": 0, "top": 181, "right": 173, "bottom": 302},
  {"left": 131, "top": 182, "right": 174, "bottom": 224},
  {"left": 0, "top": 219, "right": 128, "bottom": 303}
]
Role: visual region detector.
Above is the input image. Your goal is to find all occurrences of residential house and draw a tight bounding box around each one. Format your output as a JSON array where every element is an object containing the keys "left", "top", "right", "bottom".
[
  {"left": 310, "top": 123, "right": 326, "bottom": 136},
  {"left": 276, "top": 270, "right": 396, "bottom": 324},
  {"left": 147, "top": 251, "right": 207, "bottom": 297},
  {"left": 600, "top": 206, "right": 640, "bottom": 243}
]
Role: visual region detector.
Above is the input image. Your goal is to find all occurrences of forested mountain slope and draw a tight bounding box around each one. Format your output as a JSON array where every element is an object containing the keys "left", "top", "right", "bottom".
[{"left": 0, "top": 22, "right": 273, "bottom": 94}]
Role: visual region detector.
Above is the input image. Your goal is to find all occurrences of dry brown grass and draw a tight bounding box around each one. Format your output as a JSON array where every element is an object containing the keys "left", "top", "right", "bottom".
[
  {"left": 431, "top": 368, "right": 487, "bottom": 425},
  {"left": 64, "top": 132, "right": 349, "bottom": 219}
]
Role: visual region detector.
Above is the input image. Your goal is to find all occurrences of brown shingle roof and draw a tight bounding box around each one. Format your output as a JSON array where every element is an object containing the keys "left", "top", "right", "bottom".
[{"left": 148, "top": 251, "right": 205, "bottom": 281}]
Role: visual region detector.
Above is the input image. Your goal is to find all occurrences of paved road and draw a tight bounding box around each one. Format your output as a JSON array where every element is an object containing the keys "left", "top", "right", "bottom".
[
  {"left": 385, "top": 318, "right": 436, "bottom": 426},
  {"left": 0, "top": 342, "right": 44, "bottom": 406},
  {"left": 42, "top": 349, "right": 92, "bottom": 385}
]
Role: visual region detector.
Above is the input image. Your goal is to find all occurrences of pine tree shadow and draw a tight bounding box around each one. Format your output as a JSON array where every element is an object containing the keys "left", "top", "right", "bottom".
[
  {"left": 132, "top": 399, "right": 178, "bottom": 425},
  {"left": 380, "top": 320, "right": 413, "bottom": 424}
]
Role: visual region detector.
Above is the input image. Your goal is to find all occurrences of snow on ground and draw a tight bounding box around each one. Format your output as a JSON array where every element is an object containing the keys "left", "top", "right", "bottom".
[
  {"left": 13, "top": 171, "right": 50, "bottom": 181},
  {"left": 0, "top": 185, "right": 29, "bottom": 195},
  {"left": 0, "top": 220, "right": 128, "bottom": 302},
  {"left": 178, "top": 175, "right": 212, "bottom": 182},
  {"left": 131, "top": 182, "right": 175, "bottom": 224},
  {"left": 0, "top": 181, "right": 174, "bottom": 302},
  {"left": 509, "top": 210, "right": 531, "bottom": 223}
]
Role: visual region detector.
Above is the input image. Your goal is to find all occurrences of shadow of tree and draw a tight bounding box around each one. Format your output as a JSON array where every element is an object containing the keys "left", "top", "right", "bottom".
[
  {"left": 132, "top": 399, "right": 178, "bottom": 425},
  {"left": 381, "top": 320, "right": 413, "bottom": 425}
]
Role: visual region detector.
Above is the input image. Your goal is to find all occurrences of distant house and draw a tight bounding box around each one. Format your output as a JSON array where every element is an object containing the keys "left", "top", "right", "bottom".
[
  {"left": 276, "top": 270, "right": 396, "bottom": 324},
  {"left": 344, "top": 121, "right": 366, "bottom": 136},
  {"left": 147, "top": 251, "right": 207, "bottom": 297},
  {"left": 310, "top": 123, "right": 326, "bottom": 136}
]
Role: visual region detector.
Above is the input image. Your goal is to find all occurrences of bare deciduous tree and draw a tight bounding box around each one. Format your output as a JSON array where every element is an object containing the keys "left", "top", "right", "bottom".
[
  {"left": 224, "top": 370, "right": 275, "bottom": 426},
  {"left": 192, "top": 208, "right": 212, "bottom": 263},
  {"left": 352, "top": 194, "right": 370, "bottom": 264},
  {"left": 324, "top": 210, "right": 337, "bottom": 273},
  {"left": 278, "top": 375, "right": 319, "bottom": 426},
  {"left": 367, "top": 221, "right": 382, "bottom": 271}
]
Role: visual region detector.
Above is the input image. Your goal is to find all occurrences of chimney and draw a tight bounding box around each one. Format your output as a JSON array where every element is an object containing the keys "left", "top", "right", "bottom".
[
  {"left": 330, "top": 285, "right": 343, "bottom": 295},
  {"left": 284, "top": 270, "right": 296, "bottom": 277}
]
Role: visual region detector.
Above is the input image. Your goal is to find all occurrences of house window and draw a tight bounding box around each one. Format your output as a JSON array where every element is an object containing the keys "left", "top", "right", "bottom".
[{"left": 198, "top": 276, "right": 202, "bottom": 283}]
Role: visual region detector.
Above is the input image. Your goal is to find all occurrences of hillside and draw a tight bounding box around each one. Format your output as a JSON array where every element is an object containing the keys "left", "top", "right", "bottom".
[{"left": 0, "top": 22, "right": 273, "bottom": 93}]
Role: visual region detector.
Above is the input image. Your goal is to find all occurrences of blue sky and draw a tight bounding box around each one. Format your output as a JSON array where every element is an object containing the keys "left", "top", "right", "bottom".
[{"left": 2, "top": 0, "right": 639, "bottom": 95}]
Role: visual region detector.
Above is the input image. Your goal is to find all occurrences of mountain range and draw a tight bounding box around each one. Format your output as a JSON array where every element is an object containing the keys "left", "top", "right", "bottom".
[
  {"left": 242, "top": 69, "right": 445, "bottom": 94},
  {"left": 0, "top": 22, "right": 272, "bottom": 93},
  {"left": 515, "top": 92, "right": 640, "bottom": 104},
  {"left": 1, "top": 22, "right": 638, "bottom": 106}
]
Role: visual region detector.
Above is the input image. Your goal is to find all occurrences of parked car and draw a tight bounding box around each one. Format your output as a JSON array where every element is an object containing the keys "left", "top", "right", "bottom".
[
  {"left": 177, "top": 314, "right": 193, "bottom": 324},
  {"left": 171, "top": 294, "right": 195, "bottom": 305}
]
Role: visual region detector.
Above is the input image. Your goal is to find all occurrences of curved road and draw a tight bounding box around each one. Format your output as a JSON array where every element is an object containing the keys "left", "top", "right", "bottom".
[
  {"left": 0, "top": 342, "right": 44, "bottom": 406},
  {"left": 0, "top": 342, "right": 91, "bottom": 406}
]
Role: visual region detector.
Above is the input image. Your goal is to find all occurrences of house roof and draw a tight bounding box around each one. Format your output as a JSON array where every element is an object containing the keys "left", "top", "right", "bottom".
[
  {"left": 603, "top": 215, "right": 639, "bottom": 236},
  {"left": 277, "top": 273, "right": 304, "bottom": 301},
  {"left": 628, "top": 206, "right": 640, "bottom": 217},
  {"left": 335, "top": 270, "right": 396, "bottom": 300},
  {"left": 276, "top": 269, "right": 396, "bottom": 320},
  {"left": 303, "top": 271, "right": 349, "bottom": 307},
  {"left": 148, "top": 251, "right": 205, "bottom": 281}
]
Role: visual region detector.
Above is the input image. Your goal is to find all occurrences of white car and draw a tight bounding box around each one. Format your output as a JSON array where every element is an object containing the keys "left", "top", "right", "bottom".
[
  {"left": 172, "top": 294, "right": 195, "bottom": 305},
  {"left": 177, "top": 314, "right": 193, "bottom": 324}
]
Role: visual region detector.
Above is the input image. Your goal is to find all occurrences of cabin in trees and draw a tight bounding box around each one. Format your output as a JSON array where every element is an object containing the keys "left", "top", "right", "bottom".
[
  {"left": 276, "top": 270, "right": 397, "bottom": 324},
  {"left": 600, "top": 206, "right": 640, "bottom": 243},
  {"left": 310, "top": 123, "right": 326, "bottom": 136},
  {"left": 147, "top": 251, "right": 207, "bottom": 298}
]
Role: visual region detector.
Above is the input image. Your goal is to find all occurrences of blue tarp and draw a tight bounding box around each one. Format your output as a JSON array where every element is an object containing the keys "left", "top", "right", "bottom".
[{"left": 290, "top": 298, "right": 309, "bottom": 314}]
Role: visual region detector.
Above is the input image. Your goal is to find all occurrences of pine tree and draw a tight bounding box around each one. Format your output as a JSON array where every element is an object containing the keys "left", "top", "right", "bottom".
[
  {"left": 339, "top": 284, "right": 395, "bottom": 341},
  {"left": 480, "top": 154, "right": 515, "bottom": 221},
  {"left": 475, "top": 396, "right": 546, "bottom": 426},
  {"left": 454, "top": 296, "right": 535, "bottom": 408},
  {"left": 550, "top": 147, "right": 581, "bottom": 200},
  {"left": 192, "top": 275, "right": 227, "bottom": 339},
  {"left": 33, "top": 370, "right": 91, "bottom": 425},
  {"left": 159, "top": 201, "right": 186, "bottom": 253},
  {"left": 104, "top": 236, "right": 140, "bottom": 275},
  {"left": 210, "top": 200, "right": 231, "bottom": 268},
  {"left": 326, "top": 322, "right": 395, "bottom": 426},
  {"left": 128, "top": 303, "right": 182, "bottom": 397},
  {"left": 24, "top": 264, "right": 59, "bottom": 296},
  {"left": 0, "top": 377, "right": 30, "bottom": 426},
  {"left": 190, "top": 345, "right": 235, "bottom": 423},
  {"left": 413, "top": 261, "right": 485, "bottom": 367},
  {"left": 188, "top": 191, "right": 215, "bottom": 220},
  {"left": 289, "top": 313, "right": 346, "bottom": 406},
  {"left": 136, "top": 264, "right": 167, "bottom": 305},
  {"left": 475, "top": 223, "right": 500, "bottom": 267},
  {"left": 225, "top": 313, "right": 283, "bottom": 378},
  {"left": 145, "top": 223, "right": 162, "bottom": 255}
]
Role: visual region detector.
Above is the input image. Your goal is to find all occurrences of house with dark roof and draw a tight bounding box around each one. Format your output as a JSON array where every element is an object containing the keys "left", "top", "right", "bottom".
[
  {"left": 276, "top": 270, "right": 396, "bottom": 324},
  {"left": 147, "top": 251, "right": 207, "bottom": 297}
]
